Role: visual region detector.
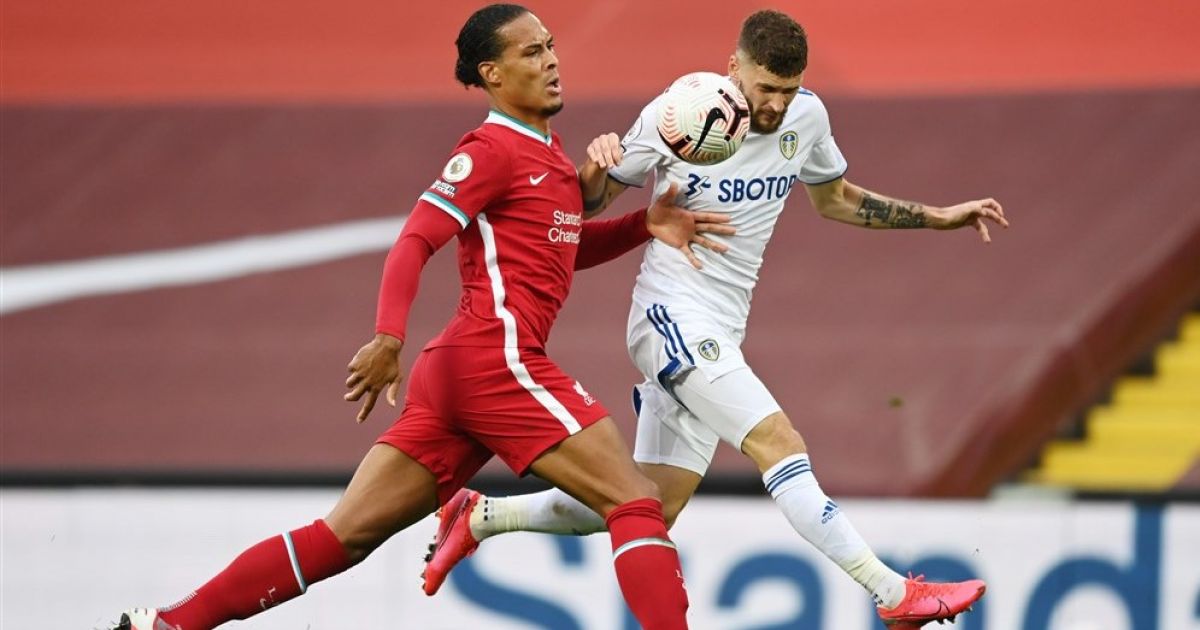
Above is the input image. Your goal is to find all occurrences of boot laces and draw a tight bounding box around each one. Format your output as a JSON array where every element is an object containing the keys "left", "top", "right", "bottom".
[{"left": 906, "top": 573, "right": 962, "bottom": 599}]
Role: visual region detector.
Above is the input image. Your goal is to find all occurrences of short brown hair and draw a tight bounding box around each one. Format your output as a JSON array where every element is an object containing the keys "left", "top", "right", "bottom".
[{"left": 737, "top": 10, "right": 807, "bottom": 77}]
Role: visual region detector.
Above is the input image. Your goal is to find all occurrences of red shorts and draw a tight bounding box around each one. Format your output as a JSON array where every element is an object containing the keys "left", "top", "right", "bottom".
[{"left": 377, "top": 345, "right": 609, "bottom": 505}]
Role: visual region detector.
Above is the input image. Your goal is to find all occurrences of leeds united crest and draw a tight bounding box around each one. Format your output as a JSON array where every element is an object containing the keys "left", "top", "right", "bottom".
[{"left": 779, "top": 131, "right": 798, "bottom": 160}]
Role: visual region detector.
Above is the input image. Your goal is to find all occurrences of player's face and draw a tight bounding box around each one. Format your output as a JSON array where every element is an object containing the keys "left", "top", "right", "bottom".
[
  {"left": 729, "top": 54, "right": 803, "bottom": 133},
  {"left": 486, "top": 13, "right": 563, "bottom": 118}
]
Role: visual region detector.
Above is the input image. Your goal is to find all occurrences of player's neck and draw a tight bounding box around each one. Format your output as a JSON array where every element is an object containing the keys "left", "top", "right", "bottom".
[{"left": 489, "top": 102, "right": 551, "bottom": 136}]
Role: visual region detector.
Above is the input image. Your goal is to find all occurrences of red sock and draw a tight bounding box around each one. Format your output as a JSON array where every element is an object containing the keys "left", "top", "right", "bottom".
[
  {"left": 606, "top": 498, "right": 689, "bottom": 629},
  {"left": 158, "top": 519, "right": 351, "bottom": 630}
]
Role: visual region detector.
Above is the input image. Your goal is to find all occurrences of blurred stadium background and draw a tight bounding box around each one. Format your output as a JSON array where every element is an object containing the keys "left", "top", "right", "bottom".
[{"left": 2, "top": 0, "right": 1198, "bottom": 627}]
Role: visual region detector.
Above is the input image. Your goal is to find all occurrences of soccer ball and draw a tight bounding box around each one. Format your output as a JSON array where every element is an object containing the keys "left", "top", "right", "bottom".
[{"left": 656, "top": 72, "right": 751, "bottom": 165}]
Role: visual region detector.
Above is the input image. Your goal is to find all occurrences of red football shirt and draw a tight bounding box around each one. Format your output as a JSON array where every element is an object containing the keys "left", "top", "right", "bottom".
[{"left": 410, "top": 110, "right": 595, "bottom": 349}]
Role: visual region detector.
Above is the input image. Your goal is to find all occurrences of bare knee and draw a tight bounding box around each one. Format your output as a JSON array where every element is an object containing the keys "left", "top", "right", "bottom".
[
  {"left": 635, "top": 463, "right": 702, "bottom": 529},
  {"left": 530, "top": 418, "right": 665, "bottom": 519},
  {"left": 324, "top": 444, "right": 439, "bottom": 564},
  {"left": 741, "top": 411, "right": 807, "bottom": 472},
  {"left": 325, "top": 509, "right": 388, "bottom": 564},
  {"left": 572, "top": 464, "right": 663, "bottom": 520},
  {"left": 326, "top": 496, "right": 436, "bottom": 564},
  {"left": 604, "top": 473, "right": 662, "bottom": 515},
  {"left": 661, "top": 496, "right": 687, "bottom": 529}
]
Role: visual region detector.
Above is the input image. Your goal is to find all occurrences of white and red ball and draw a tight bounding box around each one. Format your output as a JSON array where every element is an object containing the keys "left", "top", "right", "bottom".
[{"left": 656, "top": 72, "right": 751, "bottom": 165}]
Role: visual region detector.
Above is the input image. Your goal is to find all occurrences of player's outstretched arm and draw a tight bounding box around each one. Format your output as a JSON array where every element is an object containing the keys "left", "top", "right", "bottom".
[
  {"left": 646, "top": 183, "right": 736, "bottom": 269},
  {"left": 344, "top": 205, "right": 460, "bottom": 422},
  {"left": 805, "top": 177, "right": 1008, "bottom": 243},
  {"left": 577, "top": 132, "right": 629, "bottom": 217},
  {"left": 575, "top": 183, "right": 735, "bottom": 271}
]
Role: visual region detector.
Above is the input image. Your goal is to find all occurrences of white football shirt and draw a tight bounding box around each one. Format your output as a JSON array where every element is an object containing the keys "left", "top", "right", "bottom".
[{"left": 609, "top": 87, "right": 848, "bottom": 330}]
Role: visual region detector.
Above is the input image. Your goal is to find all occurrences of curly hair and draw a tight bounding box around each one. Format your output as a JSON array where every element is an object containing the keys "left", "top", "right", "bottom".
[
  {"left": 737, "top": 10, "right": 808, "bottom": 77},
  {"left": 454, "top": 4, "right": 529, "bottom": 88}
]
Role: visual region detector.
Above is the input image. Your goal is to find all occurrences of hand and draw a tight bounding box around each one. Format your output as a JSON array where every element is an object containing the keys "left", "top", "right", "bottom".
[
  {"left": 579, "top": 133, "right": 624, "bottom": 215},
  {"left": 928, "top": 198, "right": 1009, "bottom": 243},
  {"left": 584, "top": 132, "right": 623, "bottom": 170},
  {"left": 647, "top": 183, "right": 737, "bottom": 269},
  {"left": 344, "top": 333, "right": 404, "bottom": 423}
]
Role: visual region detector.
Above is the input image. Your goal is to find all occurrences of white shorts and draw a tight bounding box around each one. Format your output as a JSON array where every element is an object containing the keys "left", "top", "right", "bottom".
[{"left": 626, "top": 301, "right": 782, "bottom": 476}]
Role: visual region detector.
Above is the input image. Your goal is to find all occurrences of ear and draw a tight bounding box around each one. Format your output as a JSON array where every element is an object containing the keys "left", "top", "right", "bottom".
[
  {"left": 479, "top": 61, "right": 501, "bottom": 88},
  {"left": 728, "top": 53, "right": 745, "bottom": 89}
]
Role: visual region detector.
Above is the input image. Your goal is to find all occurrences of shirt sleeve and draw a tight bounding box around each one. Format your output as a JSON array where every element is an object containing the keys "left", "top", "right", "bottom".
[
  {"left": 374, "top": 203, "right": 463, "bottom": 342},
  {"left": 418, "top": 134, "right": 512, "bottom": 229},
  {"left": 574, "top": 207, "right": 651, "bottom": 270},
  {"left": 798, "top": 95, "right": 849, "bottom": 185},
  {"left": 607, "top": 98, "right": 669, "bottom": 189}
]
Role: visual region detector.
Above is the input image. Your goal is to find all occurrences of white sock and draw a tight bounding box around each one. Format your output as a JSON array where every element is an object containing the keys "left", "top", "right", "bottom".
[
  {"left": 469, "top": 489, "right": 607, "bottom": 540},
  {"left": 763, "top": 453, "right": 907, "bottom": 608}
]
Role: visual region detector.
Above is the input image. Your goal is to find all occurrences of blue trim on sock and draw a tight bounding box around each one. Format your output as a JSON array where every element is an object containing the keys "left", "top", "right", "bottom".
[{"left": 765, "top": 458, "right": 813, "bottom": 495}]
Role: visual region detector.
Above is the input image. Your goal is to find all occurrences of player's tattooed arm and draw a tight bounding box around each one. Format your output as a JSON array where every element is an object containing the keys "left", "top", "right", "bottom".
[
  {"left": 806, "top": 178, "right": 927, "bottom": 229},
  {"left": 581, "top": 177, "right": 628, "bottom": 216},
  {"left": 854, "top": 193, "right": 927, "bottom": 228},
  {"left": 805, "top": 177, "right": 1008, "bottom": 242}
]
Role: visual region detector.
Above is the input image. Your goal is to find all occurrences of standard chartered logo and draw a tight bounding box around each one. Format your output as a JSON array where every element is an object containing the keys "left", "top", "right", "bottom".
[{"left": 547, "top": 209, "right": 582, "bottom": 244}]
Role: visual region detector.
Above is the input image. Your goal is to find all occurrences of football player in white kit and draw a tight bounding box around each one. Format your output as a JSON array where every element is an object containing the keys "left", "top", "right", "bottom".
[{"left": 423, "top": 10, "right": 1007, "bottom": 627}]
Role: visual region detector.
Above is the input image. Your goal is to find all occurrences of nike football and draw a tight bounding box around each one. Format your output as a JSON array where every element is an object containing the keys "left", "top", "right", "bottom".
[{"left": 656, "top": 72, "right": 751, "bottom": 166}]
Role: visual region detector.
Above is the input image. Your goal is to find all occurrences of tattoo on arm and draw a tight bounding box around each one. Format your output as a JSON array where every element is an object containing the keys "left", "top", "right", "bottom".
[
  {"left": 583, "top": 192, "right": 606, "bottom": 212},
  {"left": 583, "top": 181, "right": 621, "bottom": 213},
  {"left": 582, "top": 179, "right": 609, "bottom": 212},
  {"left": 855, "top": 192, "right": 926, "bottom": 228}
]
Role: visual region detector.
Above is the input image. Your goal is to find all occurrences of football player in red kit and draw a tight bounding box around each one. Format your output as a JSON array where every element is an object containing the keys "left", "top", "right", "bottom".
[{"left": 112, "top": 4, "right": 735, "bottom": 629}]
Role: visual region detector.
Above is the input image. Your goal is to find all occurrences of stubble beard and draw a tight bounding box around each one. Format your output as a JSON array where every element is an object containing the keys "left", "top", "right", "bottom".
[{"left": 751, "top": 111, "right": 783, "bottom": 134}]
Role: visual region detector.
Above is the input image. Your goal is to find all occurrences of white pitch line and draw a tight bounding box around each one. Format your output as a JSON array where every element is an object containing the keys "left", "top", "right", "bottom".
[{"left": 0, "top": 215, "right": 406, "bottom": 315}]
